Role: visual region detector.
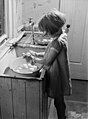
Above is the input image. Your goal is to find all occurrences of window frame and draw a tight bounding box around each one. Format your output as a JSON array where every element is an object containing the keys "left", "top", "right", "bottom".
[{"left": 4, "top": 0, "right": 13, "bottom": 38}]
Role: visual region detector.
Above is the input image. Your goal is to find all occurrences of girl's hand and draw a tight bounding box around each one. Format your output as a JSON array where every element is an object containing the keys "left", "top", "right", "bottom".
[
  {"left": 29, "top": 50, "right": 36, "bottom": 56},
  {"left": 22, "top": 52, "right": 33, "bottom": 62},
  {"left": 22, "top": 52, "right": 36, "bottom": 65},
  {"left": 59, "top": 33, "right": 67, "bottom": 41}
]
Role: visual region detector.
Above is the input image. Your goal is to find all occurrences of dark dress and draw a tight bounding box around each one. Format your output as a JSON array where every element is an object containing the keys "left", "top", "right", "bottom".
[{"left": 44, "top": 37, "right": 72, "bottom": 98}]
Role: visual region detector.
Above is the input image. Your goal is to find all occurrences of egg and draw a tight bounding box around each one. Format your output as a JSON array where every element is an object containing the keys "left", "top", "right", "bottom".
[
  {"left": 16, "top": 69, "right": 20, "bottom": 72},
  {"left": 42, "top": 39, "right": 47, "bottom": 42},
  {"left": 28, "top": 63, "right": 37, "bottom": 71},
  {"left": 18, "top": 67, "right": 22, "bottom": 70},
  {"left": 29, "top": 67, "right": 35, "bottom": 72},
  {"left": 23, "top": 64, "right": 28, "bottom": 69}
]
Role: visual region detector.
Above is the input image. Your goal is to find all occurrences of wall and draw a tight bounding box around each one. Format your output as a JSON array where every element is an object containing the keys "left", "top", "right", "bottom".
[
  {"left": 22, "top": 0, "right": 59, "bottom": 24},
  {"left": 4, "top": 0, "right": 60, "bottom": 37}
]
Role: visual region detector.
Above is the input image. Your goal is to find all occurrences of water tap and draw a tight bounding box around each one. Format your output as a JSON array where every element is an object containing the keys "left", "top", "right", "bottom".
[
  {"left": 29, "top": 18, "right": 35, "bottom": 44},
  {"left": 29, "top": 17, "right": 35, "bottom": 26}
]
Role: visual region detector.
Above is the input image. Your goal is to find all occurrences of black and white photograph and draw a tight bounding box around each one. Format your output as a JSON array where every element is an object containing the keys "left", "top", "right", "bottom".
[{"left": 0, "top": 0, "right": 88, "bottom": 119}]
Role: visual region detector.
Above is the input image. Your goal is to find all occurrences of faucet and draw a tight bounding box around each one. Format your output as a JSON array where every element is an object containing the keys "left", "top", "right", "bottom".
[{"left": 29, "top": 18, "right": 35, "bottom": 45}]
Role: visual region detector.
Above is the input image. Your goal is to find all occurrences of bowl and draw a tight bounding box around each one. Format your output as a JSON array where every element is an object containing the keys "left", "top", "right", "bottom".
[{"left": 10, "top": 57, "right": 42, "bottom": 77}]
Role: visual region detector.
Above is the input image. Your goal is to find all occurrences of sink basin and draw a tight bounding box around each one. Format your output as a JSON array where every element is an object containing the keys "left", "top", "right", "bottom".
[
  {"left": 34, "top": 32, "right": 51, "bottom": 46},
  {"left": 9, "top": 57, "right": 42, "bottom": 76}
]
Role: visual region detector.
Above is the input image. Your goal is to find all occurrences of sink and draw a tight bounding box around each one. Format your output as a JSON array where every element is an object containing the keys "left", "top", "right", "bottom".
[
  {"left": 1, "top": 32, "right": 46, "bottom": 77},
  {"left": 10, "top": 56, "right": 42, "bottom": 74},
  {"left": 4, "top": 56, "right": 42, "bottom": 77},
  {"left": 34, "top": 32, "right": 51, "bottom": 46}
]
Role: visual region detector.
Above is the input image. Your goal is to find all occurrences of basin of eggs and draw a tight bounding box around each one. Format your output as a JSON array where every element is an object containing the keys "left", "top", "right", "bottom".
[{"left": 15, "top": 63, "right": 38, "bottom": 74}]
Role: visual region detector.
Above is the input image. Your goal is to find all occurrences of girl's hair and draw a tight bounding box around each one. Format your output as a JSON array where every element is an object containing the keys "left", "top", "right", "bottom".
[{"left": 38, "top": 9, "right": 66, "bottom": 36}]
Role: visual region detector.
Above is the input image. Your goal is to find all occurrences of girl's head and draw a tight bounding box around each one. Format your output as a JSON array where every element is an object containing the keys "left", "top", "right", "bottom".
[{"left": 38, "top": 9, "right": 66, "bottom": 37}]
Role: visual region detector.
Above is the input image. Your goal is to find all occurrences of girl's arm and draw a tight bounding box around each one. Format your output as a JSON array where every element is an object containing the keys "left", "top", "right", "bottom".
[
  {"left": 33, "top": 48, "right": 58, "bottom": 65},
  {"left": 28, "top": 50, "right": 45, "bottom": 57},
  {"left": 33, "top": 40, "right": 62, "bottom": 66}
]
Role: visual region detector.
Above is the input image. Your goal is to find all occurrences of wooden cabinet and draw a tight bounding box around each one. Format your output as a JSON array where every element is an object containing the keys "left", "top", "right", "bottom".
[{"left": 0, "top": 74, "right": 48, "bottom": 119}]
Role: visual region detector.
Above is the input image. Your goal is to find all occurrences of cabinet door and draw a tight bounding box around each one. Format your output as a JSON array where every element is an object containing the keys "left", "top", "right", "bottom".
[{"left": 60, "top": 0, "right": 87, "bottom": 79}]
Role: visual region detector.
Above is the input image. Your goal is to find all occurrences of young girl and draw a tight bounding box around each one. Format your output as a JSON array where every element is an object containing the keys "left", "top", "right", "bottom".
[{"left": 24, "top": 9, "right": 72, "bottom": 119}]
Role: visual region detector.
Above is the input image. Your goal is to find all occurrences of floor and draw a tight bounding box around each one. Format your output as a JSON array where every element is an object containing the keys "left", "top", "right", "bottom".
[{"left": 48, "top": 79, "right": 88, "bottom": 119}]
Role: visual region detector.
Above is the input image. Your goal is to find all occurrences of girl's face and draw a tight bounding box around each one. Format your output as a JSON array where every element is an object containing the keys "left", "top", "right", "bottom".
[{"left": 43, "top": 31, "right": 51, "bottom": 37}]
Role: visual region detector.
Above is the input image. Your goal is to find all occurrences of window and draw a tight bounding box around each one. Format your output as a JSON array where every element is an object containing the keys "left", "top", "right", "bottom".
[{"left": 0, "top": 0, "right": 4, "bottom": 36}]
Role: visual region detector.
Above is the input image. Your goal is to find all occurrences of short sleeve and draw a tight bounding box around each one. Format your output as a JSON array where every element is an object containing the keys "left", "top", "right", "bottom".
[{"left": 51, "top": 39, "right": 62, "bottom": 54}]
